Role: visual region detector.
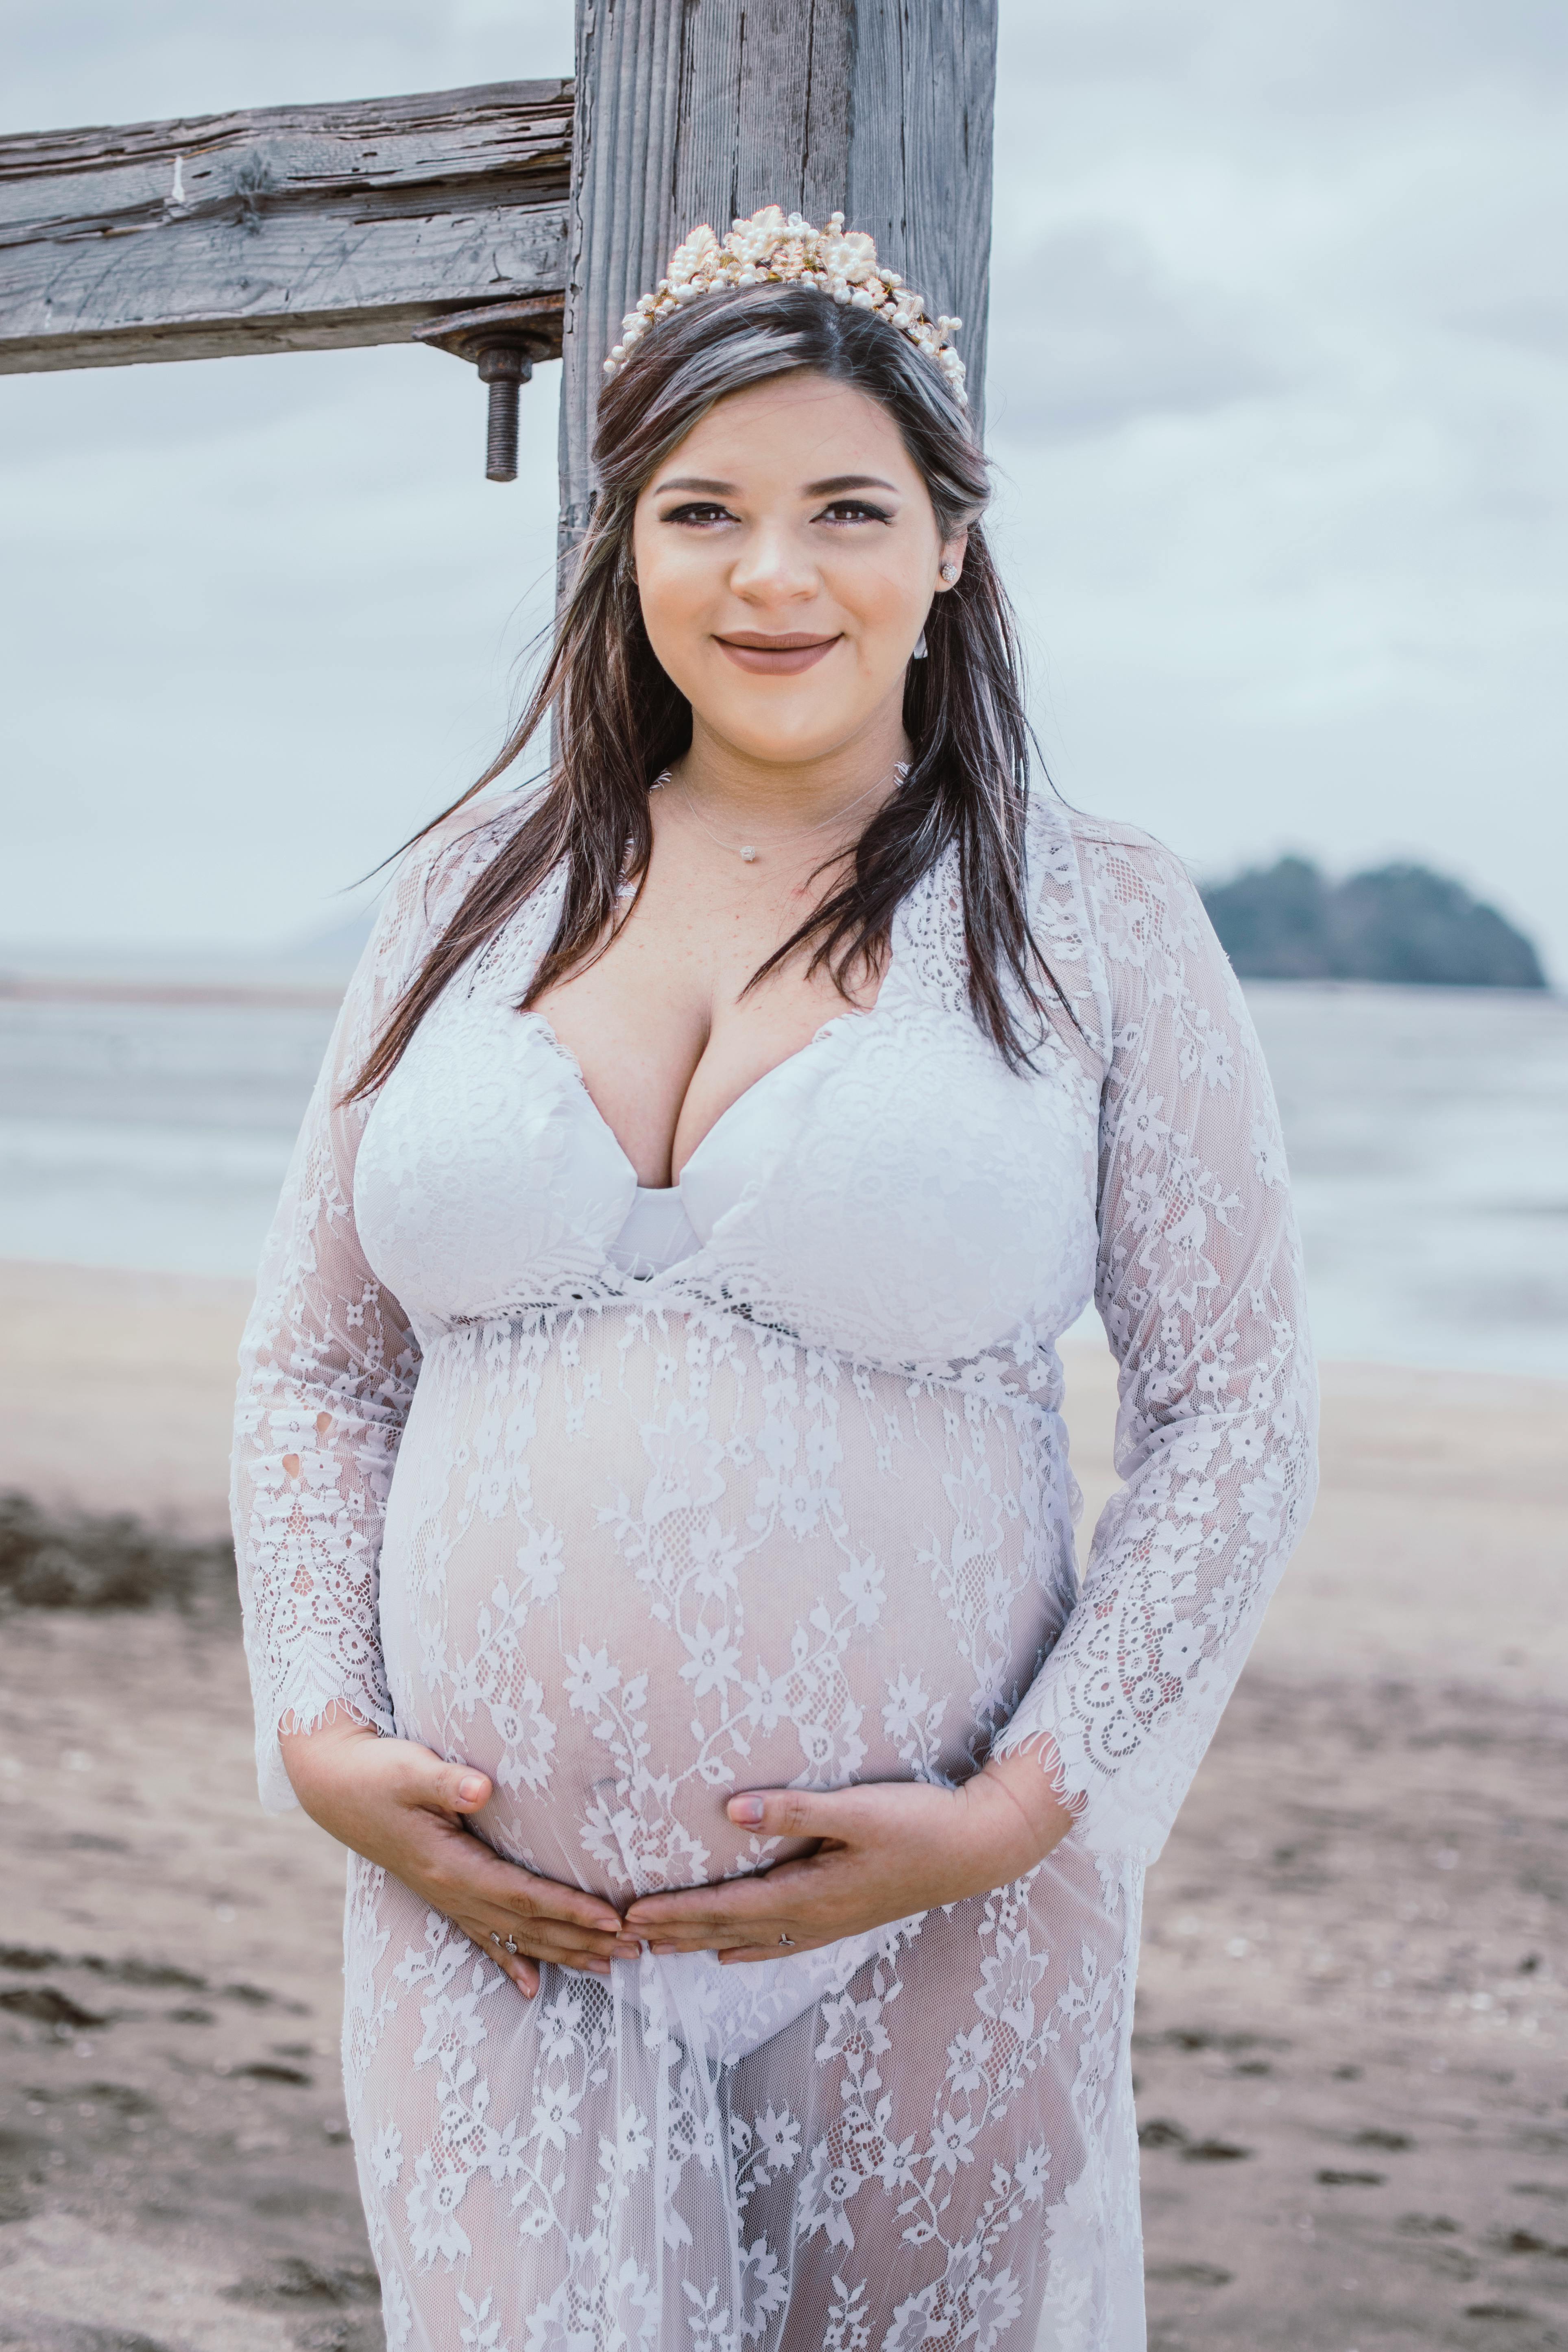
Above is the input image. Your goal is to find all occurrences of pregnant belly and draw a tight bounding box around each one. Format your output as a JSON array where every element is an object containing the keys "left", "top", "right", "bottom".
[{"left": 379, "top": 1308, "right": 1075, "bottom": 1904}]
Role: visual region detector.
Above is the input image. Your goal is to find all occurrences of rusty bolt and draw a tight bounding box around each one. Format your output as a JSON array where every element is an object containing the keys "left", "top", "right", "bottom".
[
  {"left": 477, "top": 346, "right": 532, "bottom": 482},
  {"left": 411, "top": 299, "right": 564, "bottom": 484}
]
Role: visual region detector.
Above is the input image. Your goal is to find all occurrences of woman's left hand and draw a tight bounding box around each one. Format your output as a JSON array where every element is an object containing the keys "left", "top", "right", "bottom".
[{"left": 619, "top": 1751, "right": 1078, "bottom": 1963}]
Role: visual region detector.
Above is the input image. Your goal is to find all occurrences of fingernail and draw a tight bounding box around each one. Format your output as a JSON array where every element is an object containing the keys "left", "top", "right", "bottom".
[
  {"left": 730, "top": 1795, "right": 765, "bottom": 1826},
  {"left": 457, "top": 1774, "right": 486, "bottom": 1803}
]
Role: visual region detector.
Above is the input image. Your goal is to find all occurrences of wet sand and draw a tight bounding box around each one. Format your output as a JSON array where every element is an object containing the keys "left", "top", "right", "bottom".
[{"left": 1, "top": 1259, "right": 1565, "bottom": 2351}]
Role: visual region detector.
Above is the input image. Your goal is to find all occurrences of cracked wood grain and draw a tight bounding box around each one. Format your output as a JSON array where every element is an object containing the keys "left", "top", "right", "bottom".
[{"left": 0, "top": 81, "right": 573, "bottom": 371}]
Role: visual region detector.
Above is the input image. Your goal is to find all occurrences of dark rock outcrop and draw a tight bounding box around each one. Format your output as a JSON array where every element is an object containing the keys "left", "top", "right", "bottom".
[{"left": 1201, "top": 857, "right": 1546, "bottom": 987}]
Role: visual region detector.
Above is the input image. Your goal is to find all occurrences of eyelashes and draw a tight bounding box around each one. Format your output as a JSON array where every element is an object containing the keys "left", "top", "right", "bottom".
[
  {"left": 656, "top": 501, "right": 896, "bottom": 528},
  {"left": 658, "top": 503, "right": 734, "bottom": 528}
]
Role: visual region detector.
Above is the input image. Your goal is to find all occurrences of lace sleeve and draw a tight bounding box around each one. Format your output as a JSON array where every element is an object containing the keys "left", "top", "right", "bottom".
[
  {"left": 230, "top": 806, "right": 513, "bottom": 1812},
  {"left": 993, "top": 825, "right": 1319, "bottom": 1861}
]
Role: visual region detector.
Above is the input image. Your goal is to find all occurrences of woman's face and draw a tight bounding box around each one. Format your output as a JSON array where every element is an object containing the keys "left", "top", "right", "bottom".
[{"left": 630, "top": 372, "right": 966, "bottom": 768}]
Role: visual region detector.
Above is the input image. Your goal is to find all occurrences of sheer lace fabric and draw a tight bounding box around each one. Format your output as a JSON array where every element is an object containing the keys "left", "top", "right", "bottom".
[{"left": 232, "top": 792, "right": 1316, "bottom": 2351}]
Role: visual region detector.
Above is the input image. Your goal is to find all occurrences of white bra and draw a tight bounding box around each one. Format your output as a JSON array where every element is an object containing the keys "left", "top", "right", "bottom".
[
  {"left": 607, "top": 1182, "right": 702, "bottom": 1278},
  {"left": 352, "top": 848, "right": 1103, "bottom": 1374}
]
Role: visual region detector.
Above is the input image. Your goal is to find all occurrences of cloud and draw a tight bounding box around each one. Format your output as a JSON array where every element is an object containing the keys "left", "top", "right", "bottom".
[
  {"left": 0, "top": 0, "right": 572, "bottom": 131},
  {"left": 988, "top": 222, "right": 1291, "bottom": 440},
  {"left": 1001, "top": 0, "right": 1568, "bottom": 116},
  {"left": 1452, "top": 297, "right": 1568, "bottom": 360}
]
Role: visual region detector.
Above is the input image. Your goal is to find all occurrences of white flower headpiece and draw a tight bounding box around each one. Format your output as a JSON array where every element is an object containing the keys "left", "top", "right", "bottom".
[{"left": 602, "top": 205, "right": 967, "bottom": 405}]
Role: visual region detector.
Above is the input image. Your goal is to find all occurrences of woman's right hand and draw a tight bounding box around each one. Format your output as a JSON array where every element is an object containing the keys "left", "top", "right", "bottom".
[{"left": 280, "top": 1712, "right": 639, "bottom": 1997}]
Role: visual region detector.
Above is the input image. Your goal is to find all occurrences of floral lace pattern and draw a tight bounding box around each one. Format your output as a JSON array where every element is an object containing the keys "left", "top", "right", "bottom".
[{"left": 231, "top": 790, "right": 1316, "bottom": 2350}]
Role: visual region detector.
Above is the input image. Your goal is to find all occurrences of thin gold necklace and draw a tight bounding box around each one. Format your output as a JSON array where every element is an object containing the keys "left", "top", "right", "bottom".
[{"left": 653, "top": 763, "right": 907, "bottom": 864}]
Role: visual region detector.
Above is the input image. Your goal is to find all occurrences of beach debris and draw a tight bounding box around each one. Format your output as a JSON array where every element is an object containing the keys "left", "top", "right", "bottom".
[
  {"left": 0, "top": 1984, "right": 108, "bottom": 2028},
  {"left": 0, "top": 1490, "right": 236, "bottom": 1612}
]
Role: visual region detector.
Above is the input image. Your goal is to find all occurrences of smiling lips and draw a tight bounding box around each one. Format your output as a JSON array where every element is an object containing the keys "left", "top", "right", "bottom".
[{"left": 715, "top": 631, "right": 841, "bottom": 676}]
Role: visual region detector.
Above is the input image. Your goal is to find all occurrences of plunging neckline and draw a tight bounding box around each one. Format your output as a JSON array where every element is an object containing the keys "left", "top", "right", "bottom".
[
  {"left": 522, "top": 999, "right": 877, "bottom": 1201},
  {"left": 516, "top": 865, "right": 903, "bottom": 1200}
]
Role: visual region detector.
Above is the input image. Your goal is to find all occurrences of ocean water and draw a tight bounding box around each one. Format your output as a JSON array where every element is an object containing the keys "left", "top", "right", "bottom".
[
  {"left": 0, "top": 995, "right": 338, "bottom": 1287},
  {"left": 1, "top": 981, "right": 1564, "bottom": 1378},
  {"left": 1245, "top": 984, "right": 1568, "bottom": 1378}
]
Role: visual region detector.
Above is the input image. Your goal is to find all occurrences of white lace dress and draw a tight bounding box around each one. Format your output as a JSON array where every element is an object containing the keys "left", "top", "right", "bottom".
[{"left": 231, "top": 789, "right": 1316, "bottom": 2352}]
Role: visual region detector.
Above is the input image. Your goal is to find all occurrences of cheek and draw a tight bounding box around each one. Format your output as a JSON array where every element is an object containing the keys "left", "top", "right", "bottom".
[
  {"left": 832, "top": 546, "right": 929, "bottom": 639},
  {"left": 635, "top": 553, "right": 713, "bottom": 673}
]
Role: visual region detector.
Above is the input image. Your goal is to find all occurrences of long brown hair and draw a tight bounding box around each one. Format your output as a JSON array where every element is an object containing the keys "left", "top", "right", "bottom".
[{"left": 347, "top": 281, "right": 1062, "bottom": 1102}]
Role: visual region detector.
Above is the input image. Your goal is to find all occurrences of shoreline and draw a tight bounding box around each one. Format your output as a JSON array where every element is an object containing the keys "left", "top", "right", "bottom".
[{"left": 0, "top": 975, "right": 346, "bottom": 1011}]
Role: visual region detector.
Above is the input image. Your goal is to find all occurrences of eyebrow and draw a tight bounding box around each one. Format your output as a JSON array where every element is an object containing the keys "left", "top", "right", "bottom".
[
  {"left": 651, "top": 473, "right": 902, "bottom": 498},
  {"left": 805, "top": 475, "right": 900, "bottom": 496}
]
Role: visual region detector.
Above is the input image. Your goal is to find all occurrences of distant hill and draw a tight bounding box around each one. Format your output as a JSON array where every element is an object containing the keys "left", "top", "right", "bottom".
[{"left": 1201, "top": 857, "right": 1546, "bottom": 989}]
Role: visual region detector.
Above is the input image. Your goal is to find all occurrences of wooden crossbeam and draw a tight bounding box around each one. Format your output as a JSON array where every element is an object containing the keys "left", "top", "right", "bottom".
[{"left": 0, "top": 81, "right": 572, "bottom": 373}]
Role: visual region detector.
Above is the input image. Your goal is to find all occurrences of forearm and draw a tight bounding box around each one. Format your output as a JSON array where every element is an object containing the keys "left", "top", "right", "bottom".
[
  {"left": 976, "top": 1746, "right": 1079, "bottom": 1881},
  {"left": 280, "top": 1709, "right": 417, "bottom": 1859}
]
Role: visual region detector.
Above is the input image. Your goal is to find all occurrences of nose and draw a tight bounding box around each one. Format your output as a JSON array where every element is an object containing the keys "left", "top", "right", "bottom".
[{"left": 726, "top": 518, "right": 818, "bottom": 607}]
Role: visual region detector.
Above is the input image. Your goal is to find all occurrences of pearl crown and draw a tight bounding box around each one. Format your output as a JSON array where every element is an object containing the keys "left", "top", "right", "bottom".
[{"left": 602, "top": 206, "right": 967, "bottom": 404}]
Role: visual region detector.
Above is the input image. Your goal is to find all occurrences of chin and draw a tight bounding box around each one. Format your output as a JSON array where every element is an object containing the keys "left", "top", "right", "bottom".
[
  {"left": 701, "top": 700, "right": 875, "bottom": 765},
  {"left": 720, "top": 730, "right": 855, "bottom": 767}
]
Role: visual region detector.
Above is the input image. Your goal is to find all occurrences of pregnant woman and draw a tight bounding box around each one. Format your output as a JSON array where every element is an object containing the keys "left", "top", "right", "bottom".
[{"left": 233, "top": 209, "right": 1316, "bottom": 2352}]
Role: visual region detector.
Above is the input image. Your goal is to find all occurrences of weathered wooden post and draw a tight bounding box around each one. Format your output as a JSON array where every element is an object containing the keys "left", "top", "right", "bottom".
[{"left": 558, "top": 0, "right": 997, "bottom": 553}]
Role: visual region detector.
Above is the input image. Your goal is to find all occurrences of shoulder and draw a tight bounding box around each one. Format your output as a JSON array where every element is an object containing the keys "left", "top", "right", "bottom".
[
  {"left": 1043, "top": 800, "right": 1186, "bottom": 873},
  {"left": 1032, "top": 796, "right": 1206, "bottom": 935},
  {"left": 408, "top": 788, "right": 534, "bottom": 902},
  {"left": 1031, "top": 799, "right": 1234, "bottom": 1035},
  {"left": 348, "top": 787, "right": 539, "bottom": 1014},
  {"left": 378, "top": 787, "right": 536, "bottom": 942},
  {"left": 1054, "top": 802, "right": 1204, "bottom": 906}
]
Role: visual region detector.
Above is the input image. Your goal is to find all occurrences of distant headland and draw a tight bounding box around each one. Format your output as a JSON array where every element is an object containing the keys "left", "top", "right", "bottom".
[{"left": 1201, "top": 857, "right": 1546, "bottom": 990}]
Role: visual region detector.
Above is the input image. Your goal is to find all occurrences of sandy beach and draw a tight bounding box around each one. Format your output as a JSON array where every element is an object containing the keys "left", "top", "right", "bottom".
[{"left": 1, "top": 1257, "right": 1565, "bottom": 2351}]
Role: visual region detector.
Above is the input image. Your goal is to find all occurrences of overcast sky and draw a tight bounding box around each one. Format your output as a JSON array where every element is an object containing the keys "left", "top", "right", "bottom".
[{"left": 2, "top": 0, "right": 1564, "bottom": 976}]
